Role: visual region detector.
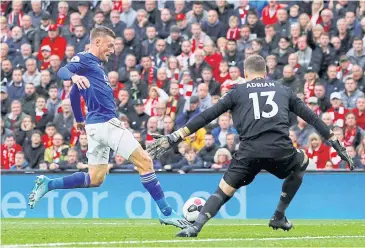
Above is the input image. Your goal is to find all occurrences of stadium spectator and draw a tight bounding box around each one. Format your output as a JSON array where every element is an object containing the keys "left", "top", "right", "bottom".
[
  {"left": 116, "top": 89, "right": 134, "bottom": 116},
  {"left": 176, "top": 95, "right": 200, "bottom": 128},
  {"left": 144, "top": 86, "right": 168, "bottom": 117},
  {"left": 211, "top": 114, "right": 238, "bottom": 147},
  {"left": 43, "top": 132, "right": 69, "bottom": 165},
  {"left": 4, "top": 100, "right": 26, "bottom": 131},
  {"left": 77, "top": 2, "right": 93, "bottom": 29},
  {"left": 1, "top": 115, "right": 13, "bottom": 142},
  {"left": 23, "top": 58, "right": 41, "bottom": 86},
  {"left": 123, "top": 28, "right": 141, "bottom": 60},
  {"left": 6, "top": 26, "right": 27, "bottom": 60},
  {"left": 23, "top": 130, "right": 45, "bottom": 169},
  {"left": 306, "top": 133, "right": 331, "bottom": 170},
  {"left": 340, "top": 77, "right": 365, "bottom": 109},
  {"left": 224, "top": 39, "right": 243, "bottom": 67},
  {"left": 221, "top": 66, "right": 245, "bottom": 89},
  {"left": 343, "top": 112, "right": 364, "bottom": 148},
  {"left": 54, "top": 99, "right": 74, "bottom": 142},
  {"left": 38, "top": 24, "right": 67, "bottom": 61},
  {"left": 58, "top": 79, "right": 72, "bottom": 100},
  {"left": 327, "top": 92, "right": 350, "bottom": 128},
  {"left": 167, "top": 147, "right": 203, "bottom": 173},
  {"left": 105, "top": 37, "right": 128, "bottom": 73},
  {"left": 272, "top": 37, "right": 295, "bottom": 72},
  {"left": 118, "top": 54, "right": 137, "bottom": 83},
  {"left": 194, "top": 83, "right": 212, "bottom": 112},
  {"left": 33, "top": 12, "right": 52, "bottom": 53},
  {"left": 21, "top": 83, "right": 37, "bottom": 115},
  {"left": 93, "top": 10, "right": 107, "bottom": 28},
  {"left": 49, "top": 148, "right": 87, "bottom": 171},
  {"left": 211, "top": 148, "right": 232, "bottom": 169},
  {"left": 198, "top": 132, "right": 219, "bottom": 167},
  {"left": 1, "top": 134, "right": 22, "bottom": 169},
  {"left": 165, "top": 82, "right": 185, "bottom": 121},
  {"left": 42, "top": 122, "right": 56, "bottom": 149},
  {"left": 107, "top": 10, "right": 126, "bottom": 38},
  {"left": 61, "top": 12, "right": 82, "bottom": 41},
  {"left": 289, "top": 129, "right": 299, "bottom": 148},
  {"left": 322, "top": 112, "right": 334, "bottom": 128},
  {"left": 314, "top": 84, "right": 332, "bottom": 113},
  {"left": 7, "top": 68, "right": 25, "bottom": 101},
  {"left": 129, "top": 99, "right": 149, "bottom": 131},
  {"left": 265, "top": 55, "right": 281, "bottom": 80},
  {"left": 1, "top": 59, "right": 13, "bottom": 86},
  {"left": 346, "top": 37, "right": 365, "bottom": 68},
  {"left": 166, "top": 26, "right": 184, "bottom": 56},
  {"left": 223, "top": 133, "right": 239, "bottom": 154},
  {"left": 162, "top": 115, "right": 174, "bottom": 135},
  {"left": 201, "top": 67, "right": 220, "bottom": 96},
  {"left": 261, "top": 0, "right": 284, "bottom": 26},
  {"left": 120, "top": 0, "right": 137, "bottom": 28},
  {"left": 215, "top": 60, "right": 231, "bottom": 84},
  {"left": 13, "top": 43, "right": 33, "bottom": 69},
  {"left": 68, "top": 25, "right": 89, "bottom": 54},
  {"left": 31, "top": 96, "right": 54, "bottom": 133},
  {"left": 143, "top": 116, "right": 159, "bottom": 146},
  {"left": 108, "top": 71, "right": 124, "bottom": 100},
  {"left": 291, "top": 117, "right": 316, "bottom": 149},
  {"left": 353, "top": 97, "right": 365, "bottom": 130},
  {"left": 186, "top": 1, "right": 207, "bottom": 25},
  {"left": 237, "top": 25, "right": 254, "bottom": 53},
  {"left": 132, "top": 9, "right": 149, "bottom": 40},
  {"left": 14, "top": 114, "right": 34, "bottom": 146},
  {"left": 303, "top": 68, "right": 320, "bottom": 103},
  {"left": 0, "top": 86, "right": 10, "bottom": 118},
  {"left": 339, "top": 146, "right": 362, "bottom": 169},
  {"left": 46, "top": 85, "right": 61, "bottom": 115},
  {"left": 10, "top": 151, "right": 29, "bottom": 171},
  {"left": 177, "top": 40, "right": 192, "bottom": 70},
  {"left": 323, "top": 65, "right": 345, "bottom": 98},
  {"left": 279, "top": 65, "right": 302, "bottom": 94},
  {"left": 352, "top": 65, "right": 365, "bottom": 91},
  {"left": 38, "top": 45, "right": 52, "bottom": 71},
  {"left": 247, "top": 11, "right": 265, "bottom": 38},
  {"left": 155, "top": 8, "right": 174, "bottom": 39},
  {"left": 296, "top": 36, "right": 312, "bottom": 70}
]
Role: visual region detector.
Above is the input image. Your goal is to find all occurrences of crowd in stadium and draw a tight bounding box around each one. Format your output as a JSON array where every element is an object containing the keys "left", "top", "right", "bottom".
[{"left": 1, "top": 0, "right": 365, "bottom": 172}]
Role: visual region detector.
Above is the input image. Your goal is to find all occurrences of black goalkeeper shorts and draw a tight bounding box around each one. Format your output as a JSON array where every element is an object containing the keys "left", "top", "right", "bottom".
[{"left": 223, "top": 149, "right": 305, "bottom": 189}]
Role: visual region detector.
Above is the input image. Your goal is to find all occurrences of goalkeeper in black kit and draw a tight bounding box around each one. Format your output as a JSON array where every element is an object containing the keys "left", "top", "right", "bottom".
[{"left": 147, "top": 55, "right": 354, "bottom": 237}]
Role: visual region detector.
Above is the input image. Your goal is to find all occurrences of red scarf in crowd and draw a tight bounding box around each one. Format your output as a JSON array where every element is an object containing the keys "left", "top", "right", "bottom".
[
  {"left": 113, "top": 0, "right": 123, "bottom": 12},
  {"left": 155, "top": 80, "right": 165, "bottom": 89},
  {"left": 8, "top": 11, "right": 24, "bottom": 26},
  {"left": 166, "top": 95, "right": 179, "bottom": 120},
  {"left": 337, "top": 63, "right": 353, "bottom": 79},
  {"left": 191, "top": 38, "right": 203, "bottom": 53},
  {"left": 304, "top": 81, "right": 315, "bottom": 103},
  {"left": 179, "top": 81, "right": 194, "bottom": 99},
  {"left": 143, "top": 67, "right": 154, "bottom": 85},
  {"left": 35, "top": 108, "right": 48, "bottom": 122},
  {"left": 306, "top": 143, "right": 330, "bottom": 169},
  {"left": 327, "top": 107, "right": 349, "bottom": 128},
  {"left": 56, "top": 14, "right": 66, "bottom": 27},
  {"left": 344, "top": 127, "right": 357, "bottom": 147},
  {"left": 238, "top": 6, "right": 249, "bottom": 24},
  {"left": 226, "top": 28, "right": 240, "bottom": 40}
]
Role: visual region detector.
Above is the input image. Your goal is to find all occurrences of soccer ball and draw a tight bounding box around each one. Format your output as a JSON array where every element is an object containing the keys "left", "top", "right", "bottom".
[{"left": 182, "top": 197, "right": 206, "bottom": 223}]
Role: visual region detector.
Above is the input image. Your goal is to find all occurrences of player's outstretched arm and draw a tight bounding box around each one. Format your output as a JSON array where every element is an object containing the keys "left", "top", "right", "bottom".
[
  {"left": 69, "top": 84, "right": 85, "bottom": 124},
  {"left": 147, "top": 89, "right": 235, "bottom": 159},
  {"left": 289, "top": 91, "right": 354, "bottom": 170},
  {"left": 58, "top": 67, "right": 90, "bottom": 90}
]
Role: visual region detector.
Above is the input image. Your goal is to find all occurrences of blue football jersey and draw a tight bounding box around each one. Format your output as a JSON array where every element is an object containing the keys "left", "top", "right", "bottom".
[{"left": 65, "top": 52, "right": 118, "bottom": 124}]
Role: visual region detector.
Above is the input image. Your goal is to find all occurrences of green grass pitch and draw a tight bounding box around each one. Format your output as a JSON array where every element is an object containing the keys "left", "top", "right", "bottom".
[{"left": 2, "top": 219, "right": 365, "bottom": 247}]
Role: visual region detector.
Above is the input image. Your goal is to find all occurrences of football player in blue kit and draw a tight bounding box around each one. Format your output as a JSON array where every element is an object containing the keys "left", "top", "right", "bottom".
[{"left": 28, "top": 26, "right": 190, "bottom": 229}]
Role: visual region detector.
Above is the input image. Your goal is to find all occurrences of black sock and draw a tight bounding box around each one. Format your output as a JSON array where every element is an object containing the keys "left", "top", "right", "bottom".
[
  {"left": 193, "top": 187, "right": 231, "bottom": 232},
  {"left": 275, "top": 166, "right": 305, "bottom": 218}
]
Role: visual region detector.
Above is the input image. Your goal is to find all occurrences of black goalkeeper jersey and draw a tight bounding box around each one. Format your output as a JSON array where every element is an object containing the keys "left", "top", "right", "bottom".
[{"left": 185, "top": 78, "right": 331, "bottom": 159}]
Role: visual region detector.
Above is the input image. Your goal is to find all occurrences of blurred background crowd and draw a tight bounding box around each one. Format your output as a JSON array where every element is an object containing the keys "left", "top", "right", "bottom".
[{"left": 2, "top": 0, "right": 365, "bottom": 173}]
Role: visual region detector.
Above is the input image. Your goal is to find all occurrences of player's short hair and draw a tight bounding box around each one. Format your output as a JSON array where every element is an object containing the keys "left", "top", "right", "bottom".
[
  {"left": 90, "top": 26, "right": 116, "bottom": 41},
  {"left": 244, "top": 55, "right": 266, "bottom": 74}
]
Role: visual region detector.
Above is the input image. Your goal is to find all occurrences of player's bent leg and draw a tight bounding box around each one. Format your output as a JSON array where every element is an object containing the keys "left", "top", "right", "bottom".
[
  {"left": 270, "top": 151, "right": 309, "bottom": 231},
  {"left": 176, "top": 178, "right": 238, "bottom": 238}
]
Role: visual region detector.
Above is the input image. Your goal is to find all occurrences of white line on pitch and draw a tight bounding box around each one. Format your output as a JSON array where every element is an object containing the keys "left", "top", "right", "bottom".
[{"left": 3, "top": 235, "right": 365, "bottom": 247}]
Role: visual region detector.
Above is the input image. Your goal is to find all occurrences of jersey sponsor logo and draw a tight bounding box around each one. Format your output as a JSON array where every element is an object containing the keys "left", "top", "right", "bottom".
[
  {"left": 71, "top": 56, "right": 80, "bottom": 62},
  {"left": 246, "top": 82, "right": 275, "bottom": 88}
]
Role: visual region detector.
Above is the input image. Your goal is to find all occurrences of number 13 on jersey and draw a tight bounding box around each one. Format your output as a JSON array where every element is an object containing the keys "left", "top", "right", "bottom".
[{"left": 249, "top": 91, "right": 279, "bottom": 119}]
